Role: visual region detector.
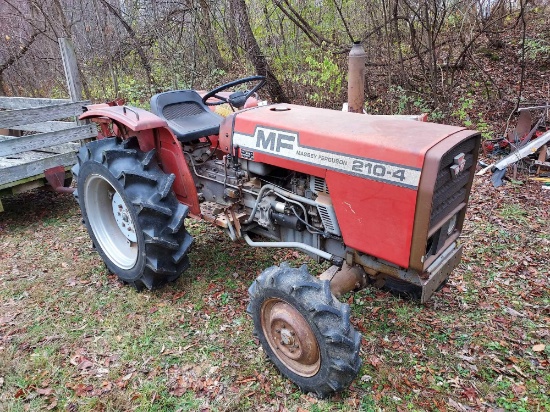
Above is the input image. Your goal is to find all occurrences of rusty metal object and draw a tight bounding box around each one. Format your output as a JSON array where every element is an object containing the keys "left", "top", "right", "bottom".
[
  {"left": 347, "top": 42, "right": 366, "bottom": 113},
  {"left": 353, "top": 242, "right": 462, "bottom": 303},
  {"left": 44, "top": 165, "right": 74, "bottom": 194},
  {"left": 260, "top": 298, "right": 320, "bottom": 377},
  {"left": 319, "top": 262, "right": 367, "bottom": 298},
  {"left": 508, "top": 110, "right": 532, "bottom": 145},
  {"left": 492, "top": 130, "right": 550, "bottom": 186},
  {"left": 537, "top": 145, "right": 548, "bottom": 174}
]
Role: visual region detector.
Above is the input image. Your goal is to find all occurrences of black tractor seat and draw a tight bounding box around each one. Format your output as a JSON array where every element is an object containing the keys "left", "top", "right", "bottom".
[{"left": 150, "top": 90, "right": 223, "bottom": 142}]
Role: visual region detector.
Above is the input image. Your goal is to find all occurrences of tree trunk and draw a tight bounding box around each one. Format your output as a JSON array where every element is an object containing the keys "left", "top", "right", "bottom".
[
  {"left": 98, "top": 0, "right": 154, "bottom": 90},
  {"left": 230, "top": 0, "right": 289, "bottom": 103},
  {"left": 198, "top": 0, "right": 227, "bottom": 70},
  {"left": 226, "top": 0, "right": 240, "bottom": 59}
]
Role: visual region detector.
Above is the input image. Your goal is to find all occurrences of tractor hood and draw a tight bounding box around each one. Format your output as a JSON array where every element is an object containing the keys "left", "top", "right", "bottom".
[
  {"left": 229, "top": 104, "right": 467, "bottom": 190},
  {"left": 228, "top": 104, "right": 477, "bottom": 270}
]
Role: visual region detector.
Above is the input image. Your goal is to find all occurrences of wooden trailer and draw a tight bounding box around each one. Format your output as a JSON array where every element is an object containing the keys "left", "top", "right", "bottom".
[{"left": 0, "top": 39, "right": 95, "bottom": 212}]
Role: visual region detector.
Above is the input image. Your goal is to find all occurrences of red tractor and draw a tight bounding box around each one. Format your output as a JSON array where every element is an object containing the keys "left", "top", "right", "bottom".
[{"left": 73, "top": 75, "right": 479, "bottom": 397}]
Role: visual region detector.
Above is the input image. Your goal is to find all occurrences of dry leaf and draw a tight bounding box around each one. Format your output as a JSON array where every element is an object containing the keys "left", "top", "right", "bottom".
[
  {"left": 0, "top": 313, "right": 19, "bottom": 324},
  {"left": 532, "top": 344, "right": 545, "bottom": 352},
  {"left": 36, "top": 387, "right": 53, "bottom": 396},
  {"left": 461, "top": 386, "right": 477, "bottom": 402},
  {"left": 448, "top": 397, "right": 471, "bottom": 411},
  {"left": 369, "top": 355, "right": 382, "bottom": 368},
  {"left": 46, "top": 399, "right": 58, "bottom": 410},
  {"left": 77, "top": 360, "right": 94, "bottom": 370}
]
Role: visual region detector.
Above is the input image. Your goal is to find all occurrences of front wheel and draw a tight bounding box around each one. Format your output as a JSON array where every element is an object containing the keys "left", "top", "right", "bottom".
[
  {"left": 247, "top": 263, "right": 362, "bottom": 398},
  {"left": 72, "top": 137, "right": 193, "bottom": 289}
]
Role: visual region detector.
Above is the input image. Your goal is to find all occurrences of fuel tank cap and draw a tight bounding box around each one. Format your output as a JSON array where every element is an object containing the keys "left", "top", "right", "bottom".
[{"left": 270, "top": 105, "right": 291, "bottom": 111}]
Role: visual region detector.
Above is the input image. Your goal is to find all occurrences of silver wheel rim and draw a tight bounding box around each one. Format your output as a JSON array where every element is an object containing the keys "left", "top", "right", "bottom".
[{"left": 84, "top": 174, "right": 138, "bottom": 270}]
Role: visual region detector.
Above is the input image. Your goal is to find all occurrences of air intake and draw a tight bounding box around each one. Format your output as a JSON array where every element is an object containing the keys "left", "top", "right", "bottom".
[{"left": 315, "top": 193, "right": 341, "bottom": 236}]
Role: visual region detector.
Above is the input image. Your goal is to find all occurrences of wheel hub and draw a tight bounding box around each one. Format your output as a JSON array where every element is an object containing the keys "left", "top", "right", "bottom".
[
  {"left": 261, "top": 298, "right": 320, "bottom": 377},
  {"left": 112, "top": 192, "right": 137, "bottom": 243},
  {"left": 83, "top": 174, "right": 138, "bottom": 270},
  {"left": 279, "top": 328, "right": 295, "bottom": 346}
]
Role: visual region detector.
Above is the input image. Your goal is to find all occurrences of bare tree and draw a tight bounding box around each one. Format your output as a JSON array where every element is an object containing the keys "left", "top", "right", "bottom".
[{"left": 230, "top": 0, "right": 288, "bottom": 103}]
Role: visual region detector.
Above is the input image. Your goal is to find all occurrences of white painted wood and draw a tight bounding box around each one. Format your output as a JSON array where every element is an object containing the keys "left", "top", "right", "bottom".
[
  {"left": 0, "top": 101, "right": 89, "bottom": 129},
  {"left": 59, "top": 38, "right": 83, "bottom": 102},
  {"left": 0, "top": 125, "right": 95, "bottom": 157},
  {"left": 0, "top": 152, "right": 77, "bottom": 186},
  {"left": 10, "top": 121, "right": 76, "bottom": 133},
  {"left": 0, "top": 97, "right": 71, "bottom": 109}
]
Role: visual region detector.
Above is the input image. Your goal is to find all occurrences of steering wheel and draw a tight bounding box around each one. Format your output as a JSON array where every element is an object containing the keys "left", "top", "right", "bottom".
[{"left": 202, "top": 75, "right": 267, "bottom": 110}]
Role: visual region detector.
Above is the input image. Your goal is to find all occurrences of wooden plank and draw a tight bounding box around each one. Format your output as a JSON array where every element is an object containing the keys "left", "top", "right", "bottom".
[
  {"left": 59, "top": 38, "right": 83, "bottom": 102},
  {"left": 0, "top": 173, "right": 50, "bottom": 191},
  {"left": 0, "top": 143, "right": 78, "bottom": 168},
  {"left": 0, "top": 135, "right": 20, "bottom": 142},
  {"left": 0, "top": 143, "right": 78, "bottom": 169},
  {"left": 0, "top": 152, "right": 76, "bottom": 186},
  {"left": 11, "top": 121, "right": 76, "bottom": 133},
  {"left": 0, "top": 125, "right": 95, "bottom": 157},
  {"left": 10, "top": 179, "right": 44, "bottom": 194},
  {"left": 0, "top": 101, "right": 89, "bottom": 129},
  {"left": 0, "top": 97, "right": 71, "bottom": 109},
  {"left": 0, "top": 169, "right": 70, "bottom": 192}
]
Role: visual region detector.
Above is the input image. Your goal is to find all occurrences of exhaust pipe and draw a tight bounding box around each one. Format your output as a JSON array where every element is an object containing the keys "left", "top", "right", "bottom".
[{"left": 347, "top": 42, "right": 366, "bottom": 113}]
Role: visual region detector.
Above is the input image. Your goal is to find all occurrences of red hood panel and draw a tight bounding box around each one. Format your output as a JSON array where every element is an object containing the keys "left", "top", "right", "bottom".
[
  {"left": 233, "top": 104, "right": 466, "bottom": 170},
  {"left": 232, "top": 104, "right": 470, "bottom": 268}
]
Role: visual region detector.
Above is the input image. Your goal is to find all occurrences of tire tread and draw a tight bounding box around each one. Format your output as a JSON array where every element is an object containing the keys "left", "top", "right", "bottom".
[{"left": 72, "top": 137, "right": 193, "bottom": 289}]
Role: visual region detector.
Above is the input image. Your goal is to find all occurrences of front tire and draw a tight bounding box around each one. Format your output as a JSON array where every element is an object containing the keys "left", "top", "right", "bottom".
[
  {"left": 72, "top": 137, "right": 193, "bottom": 289},
  {"left": 247, "top": 263, "right": 362, "bottom": 398}
]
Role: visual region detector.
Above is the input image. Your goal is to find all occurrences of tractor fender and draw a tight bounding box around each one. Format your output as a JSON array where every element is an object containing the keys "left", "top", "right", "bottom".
[
  {"left": 79, "top": 105, "right": 167, "bottom": 132},
  {"left": 80, "top": 104, "right": 201, "bottom": 217}
]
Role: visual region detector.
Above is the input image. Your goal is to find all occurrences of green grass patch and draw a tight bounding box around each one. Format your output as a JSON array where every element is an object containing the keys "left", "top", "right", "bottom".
[{"left": 0, "top": 183, "right": 549, "bottom": 411}]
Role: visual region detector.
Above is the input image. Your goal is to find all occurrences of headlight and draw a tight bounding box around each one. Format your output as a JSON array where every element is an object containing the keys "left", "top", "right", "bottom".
[{"left": 447, "top": 214, "right": 457, "bottom": 235}]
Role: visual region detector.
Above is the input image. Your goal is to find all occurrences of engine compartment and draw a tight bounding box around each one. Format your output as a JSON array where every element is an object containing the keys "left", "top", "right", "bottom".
[{"left": 182, "top": 139, "right": 346, "bottom": 261}]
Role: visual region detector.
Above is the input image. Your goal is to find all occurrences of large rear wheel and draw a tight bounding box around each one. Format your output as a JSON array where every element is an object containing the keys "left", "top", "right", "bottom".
[
  {"left": 72, "top": 137, "right": 193, "bottom": 289},
  {"left": 247, "top": 263, "right": 362, "bottom": 398}
]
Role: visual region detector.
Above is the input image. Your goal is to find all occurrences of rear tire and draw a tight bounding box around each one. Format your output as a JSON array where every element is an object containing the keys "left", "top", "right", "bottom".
[
  {"left": 72, "top": 137, "right": 193, "bottom": 289},
  {"left": 247, "top": 263, "right": 362, "bottom": 398}
]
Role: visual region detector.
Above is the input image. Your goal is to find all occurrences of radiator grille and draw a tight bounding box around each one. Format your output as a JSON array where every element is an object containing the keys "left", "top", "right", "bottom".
[
  {"left": 425, "top": 135, "right": 478, "bottom": 259},
  {"left": 430, "top": 137, "right": 477, "bottom": 228}
]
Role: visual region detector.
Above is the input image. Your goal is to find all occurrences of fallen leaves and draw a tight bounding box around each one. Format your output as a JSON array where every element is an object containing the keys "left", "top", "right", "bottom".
[
  {"left": 35, "top": 387, "right": 53, "bottom": 396},
  {"left": 532, "top": 343, "right": 546, "bottom": 352},
  {"left": 167, "top": 364, "right": 225, "bottom": 400},
  {"left": 461, "top": 386, "right": 477, "bottom": 402},
  {"left": 0, "top": 312, "right": 20, "bottom": 325},
  {"left": 448, "top": 397, "right": 471, "bottom": 411},
  {"left": 69, "top": 383, "right": 94, "bottom": 397},
  {"left": 0, "top": 156, "right": 549, "bottom": 411},
  {"left": 368, "top": 355, "right": 382, "bottom": 369}
]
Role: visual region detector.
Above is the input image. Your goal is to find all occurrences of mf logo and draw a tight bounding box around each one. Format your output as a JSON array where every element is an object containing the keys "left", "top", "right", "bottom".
[
  {"left": 450, "top": 153, "right": 466, "bottom": 178},
  {"left": 255, "top": 127, "right": 296, "bottom": 153}
]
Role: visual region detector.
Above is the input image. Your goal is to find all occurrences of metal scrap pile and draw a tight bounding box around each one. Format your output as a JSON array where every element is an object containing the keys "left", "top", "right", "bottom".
[{"left": 478, "top": 105, "right": 550, "bottom": 187}]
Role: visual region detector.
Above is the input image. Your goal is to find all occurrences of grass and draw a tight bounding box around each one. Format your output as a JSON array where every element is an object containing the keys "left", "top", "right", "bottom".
[{"left": 0, "top": 176, "right": 549, "bottom": 411}]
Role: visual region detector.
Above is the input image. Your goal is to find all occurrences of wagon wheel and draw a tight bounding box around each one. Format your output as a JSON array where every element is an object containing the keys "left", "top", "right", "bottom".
[
  {"left": 247, "top": 263, "right": 362, "bottom": 398},
  {"left": 72, "top": 137, "right": 193, "bottom": 289}
]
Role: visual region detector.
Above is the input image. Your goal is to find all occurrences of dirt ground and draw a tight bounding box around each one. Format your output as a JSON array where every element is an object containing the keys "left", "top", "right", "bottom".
[{"left": 0, "top": 170, "right": 549, "bottom": 411}]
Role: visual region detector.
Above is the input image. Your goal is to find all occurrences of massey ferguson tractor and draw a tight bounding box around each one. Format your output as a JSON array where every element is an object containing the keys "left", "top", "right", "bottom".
[{"left": 72, "top": 63, "right": 480, "bottom": 396}]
